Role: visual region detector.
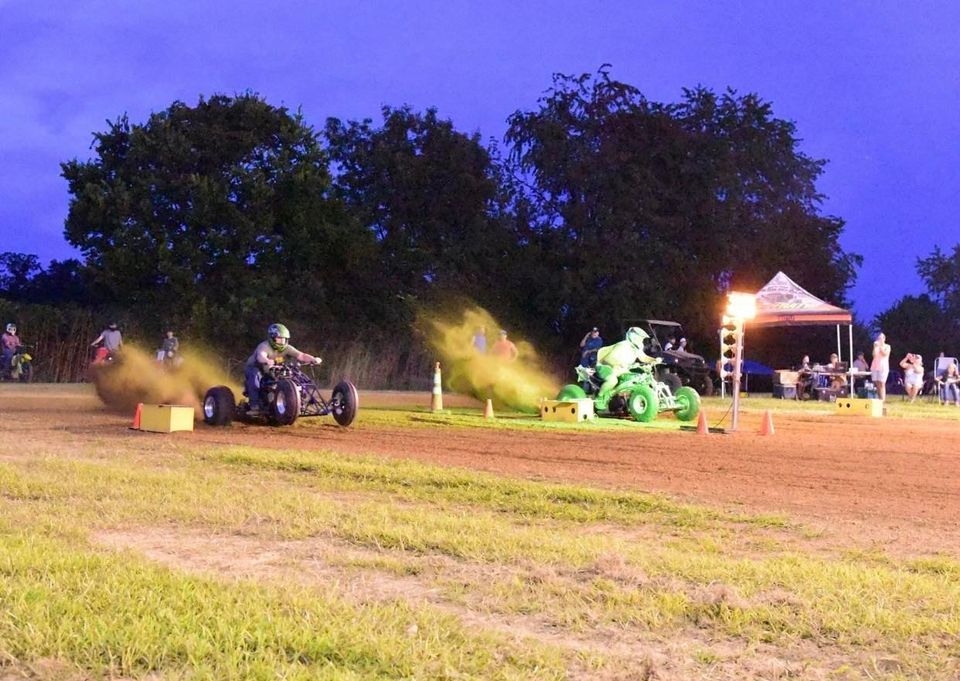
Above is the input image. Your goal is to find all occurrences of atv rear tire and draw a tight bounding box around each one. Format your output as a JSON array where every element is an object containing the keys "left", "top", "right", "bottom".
[
  {"left": 557, "top": 384, "right": 587, "bottom": 400},
  {"left": 658, "top": 372, "right": 682, "bottom": 395},
  {"left": 203, "top": 386, "right": 236, "bottom": 426},
  {"left": 627, "top": 385, "right": 659, "bottom": 422},
  {"left": 331, "top": 380, "right": 359, "bottom": 427},
  {"left": 673, "top": 386, "right": 700, "bottom": 422},
  {"left": 270, "top": 378, "right": 301, "bottom": 426},
  {"left": 18, "top": 363, "right": 33, "bottom": 383}
]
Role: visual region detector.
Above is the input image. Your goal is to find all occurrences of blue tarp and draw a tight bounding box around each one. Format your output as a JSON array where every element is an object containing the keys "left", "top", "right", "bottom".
[{"left": 742, "top": 359, "right": 774, "bottom": 375}]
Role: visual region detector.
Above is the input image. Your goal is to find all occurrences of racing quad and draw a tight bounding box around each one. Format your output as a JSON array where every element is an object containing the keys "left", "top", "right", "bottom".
[
  {"left": 557, "top": 362, "right": 700, "bottom": 423},
  {"left": 1, "top": 346, "right": 33, "bottom": 383},
  {"left": 622, "top": 319, "right": 715, "bottom": 396},
  {"left": 203, "top": 360, "right": 358, "bottom": 427}
]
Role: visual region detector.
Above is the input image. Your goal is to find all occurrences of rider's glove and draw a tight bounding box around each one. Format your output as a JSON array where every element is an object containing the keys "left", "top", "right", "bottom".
[{"left": 314, "top": 357, "right": 323, "bottom": 365}]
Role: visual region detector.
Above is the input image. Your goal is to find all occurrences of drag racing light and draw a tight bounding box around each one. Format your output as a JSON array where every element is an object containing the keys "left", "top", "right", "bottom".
[{"left": 719, "top": 315, "right": 741, "bottom": 377}]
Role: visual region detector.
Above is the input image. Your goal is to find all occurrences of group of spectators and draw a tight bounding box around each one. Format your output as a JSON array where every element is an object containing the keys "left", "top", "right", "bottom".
[
  {"left": 471, "top": 326, "right": 519, "bottom": 362},
  {"left": 835, "top": 332, "right": 959, "bottom": 405}
]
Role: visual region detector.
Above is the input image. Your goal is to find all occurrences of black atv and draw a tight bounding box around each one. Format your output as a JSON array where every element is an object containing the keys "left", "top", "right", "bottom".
[
  {"left": 623, "top": 319, "right": 715, "bottom": 397},
  {"left": 202, "top": 360, "right": 358, "bottom": 427}
]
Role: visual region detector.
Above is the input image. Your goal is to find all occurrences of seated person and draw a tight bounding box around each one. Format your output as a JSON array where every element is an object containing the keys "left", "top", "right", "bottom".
[
  {"left": 796, "top": 355, "right": 813, "bottom": 399},
  {"left": 941, "top": 362, "right": 960, "bottom": 406},
  {"left": 244, "top": 323, "right": 322, "bottom": 416},
  {"left": 899, "top": 353, "right": 924, "bottom": 403},
  {"left": 825, "top": 353, "right": 847, "bottom": 392},
  {"left": 595, "top": 327, "right": 660, "bottom": 400},
  {"left": 851, "top": 351, "right": 869, "bottom": 390},
  {"left": 852, "top": 351, "right": 869, "bottom": 372}
]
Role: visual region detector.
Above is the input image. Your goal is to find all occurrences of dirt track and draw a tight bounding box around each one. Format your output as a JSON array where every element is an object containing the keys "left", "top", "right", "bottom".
[{"left": 4, "top": 386, "right": 960, "bottom": 554}]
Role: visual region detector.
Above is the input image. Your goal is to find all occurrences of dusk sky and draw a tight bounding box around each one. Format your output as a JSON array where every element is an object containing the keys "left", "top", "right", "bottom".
[{"left": 1, "top": 1, "right": 958, "bottom": 320}]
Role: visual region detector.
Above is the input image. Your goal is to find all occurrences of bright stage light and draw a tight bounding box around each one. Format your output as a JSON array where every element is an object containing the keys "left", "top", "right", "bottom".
[{"left": 725, "top": 291, "right": 757, "bottom": 320}]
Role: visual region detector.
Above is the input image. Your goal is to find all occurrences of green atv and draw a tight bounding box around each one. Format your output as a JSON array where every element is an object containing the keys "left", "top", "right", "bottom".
[{"left": 557, "top": 362, "right": 700, "bottom": 423}]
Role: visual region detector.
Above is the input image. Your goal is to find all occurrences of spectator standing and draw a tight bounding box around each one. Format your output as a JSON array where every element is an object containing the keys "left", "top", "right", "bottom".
[
  {"left": 490, "top": 329, "right": 518, "bottom": 362},
  {"left": 91, "top": 322, "right": 123, "bottom": 356},
  {"left": 471, "top": 326, "right": 487, "bottom": 353},
  {"left": 899, "top": 353, "right": 924, "bottom": 403},
  {"left": 871, "top": 333, "right": 891, "bottom": 401},
  {"left": 579, "top": 327, "right": 603, "bottom": 368}
]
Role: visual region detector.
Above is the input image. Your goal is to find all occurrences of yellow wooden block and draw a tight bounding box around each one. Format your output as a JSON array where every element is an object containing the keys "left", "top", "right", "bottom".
[
  {"left": 139, "top": 404, "right": 195, "bottom": 432},
  {"left": 540, "top": 399, "right": 595, "bottom": 422},
  {"left": 835, "top": 398, "right": 883, "bottom": 418}
]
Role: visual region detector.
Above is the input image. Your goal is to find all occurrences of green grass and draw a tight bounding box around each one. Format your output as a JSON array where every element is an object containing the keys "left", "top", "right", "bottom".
[
  {"left": 0, "top": 532, "right": 566, "bottom": 680},
  {"left": 2, "top": 430, "right": 960, "bottom": 677}
]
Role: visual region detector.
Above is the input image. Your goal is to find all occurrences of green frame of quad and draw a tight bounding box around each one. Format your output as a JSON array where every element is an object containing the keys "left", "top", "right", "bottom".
[{"left": 558, "top": 363, "right": 700, "bottom": 423}]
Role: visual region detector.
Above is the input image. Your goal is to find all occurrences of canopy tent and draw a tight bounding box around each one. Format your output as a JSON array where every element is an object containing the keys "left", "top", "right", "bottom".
[
  {"left": 749, "top": 271, "right": 854, "bottom": 390},
  {"left": 751, "top": 271, "right": 852, "bottom": 328}
]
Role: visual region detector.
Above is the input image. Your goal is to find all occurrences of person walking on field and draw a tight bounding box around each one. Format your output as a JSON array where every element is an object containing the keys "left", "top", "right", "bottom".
[
  {"left": 871, "top": 332, "right": 891, "bottom": 401},
  {"left": 490, "top": 329, "right": 518, "bottom": 362}
]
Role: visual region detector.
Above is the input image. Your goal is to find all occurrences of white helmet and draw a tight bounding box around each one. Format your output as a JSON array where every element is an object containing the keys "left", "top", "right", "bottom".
[
  {"left": 625, "top": 326, "right": 649, "bottom": 351},
  {"left": 5, "top": 323, "right": 15, "bottom": 335}
]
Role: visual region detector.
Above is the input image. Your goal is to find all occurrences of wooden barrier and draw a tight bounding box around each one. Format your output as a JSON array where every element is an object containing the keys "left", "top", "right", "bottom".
[
  {"left": 540, "top": 399, "right": 595, "bottom": 423},
  {"left": 835, "top": 398, "right": 883, "bottom": 418},
  {"left": 138, "top": 404, "right": 195, "bottom": 432}
]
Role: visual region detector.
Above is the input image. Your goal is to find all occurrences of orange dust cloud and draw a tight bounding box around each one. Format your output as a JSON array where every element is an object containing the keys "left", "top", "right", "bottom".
[
  {"left": 419, "top": 305, "right": 558, "bottom": 412},
  {"left": 91, "top": 345, "right": 240, "bottom": 414}
]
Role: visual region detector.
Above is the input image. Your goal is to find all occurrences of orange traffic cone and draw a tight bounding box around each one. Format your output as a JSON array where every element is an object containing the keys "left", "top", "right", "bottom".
[
  {"left": 483, "top": 398, "right": 495, "bottom": 419},
  {"left": 759, "top": 410, "right": 775, "bottom": 436},
  {"left": 696, "top": 409, "right": 709, "bottom": 436},
  {"left": 430, "top": 362, "right": 443, "bottom": 413},
  {"left": 131, "top": 402, "right": 143, "bottom": 430}
]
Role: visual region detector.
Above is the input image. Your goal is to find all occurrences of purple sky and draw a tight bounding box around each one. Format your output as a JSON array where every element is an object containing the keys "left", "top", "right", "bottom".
[{"left": 2, "top": 1, "right": 958, "bottom": 320}]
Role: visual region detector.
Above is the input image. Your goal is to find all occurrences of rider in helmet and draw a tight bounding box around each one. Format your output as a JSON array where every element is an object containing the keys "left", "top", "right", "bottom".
[
  {"left": 1, "top": 323, "right": 21, "bottom": 375},
  {"left": 594, "top": 326, "right": 661, "bottom": 400},
  {"left": 244, "top": 323, "right": 322, "bottom": 415}
]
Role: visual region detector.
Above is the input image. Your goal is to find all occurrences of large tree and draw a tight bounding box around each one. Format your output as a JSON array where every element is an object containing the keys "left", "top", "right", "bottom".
[
  {"left": 503, "top": 69, "right": 860, "bottom": 351},
  {"left": 917, "top": 245, "right": 960, "bottom": 321},
  {"left": 325, "top": 106, "right": 516, "bottom": 311},
  {"left": 61, "top": 94, "right": 373, "bottom": 342}
]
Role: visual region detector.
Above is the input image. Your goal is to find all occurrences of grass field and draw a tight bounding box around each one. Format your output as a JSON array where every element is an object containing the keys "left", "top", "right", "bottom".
[{"left": 1, "top": 385, "right": 959, "bottom": 679}]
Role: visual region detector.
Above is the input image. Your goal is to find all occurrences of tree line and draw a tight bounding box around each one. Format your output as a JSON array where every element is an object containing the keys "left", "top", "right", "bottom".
[{"left": 9, "top": 67, "right": 940, "bottom": 382}]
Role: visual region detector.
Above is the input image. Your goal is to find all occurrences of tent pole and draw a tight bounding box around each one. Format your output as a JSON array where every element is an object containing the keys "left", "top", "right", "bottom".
[
  {"left": 836, "top": 324, "right": 841, "bottom": 362},
  {"left": 848, "top": 324, "right": 854, "bottom": 394}
]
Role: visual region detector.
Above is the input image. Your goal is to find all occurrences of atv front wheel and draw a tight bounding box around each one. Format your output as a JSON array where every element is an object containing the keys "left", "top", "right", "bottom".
[
  {"left": 331, "top": 380, "right": 359, "bottom": 427},
  {"left": 673, "top": 386, "right": 701, "bottom": 422},
  {"left": 203, "top": 386, "right": 236, "bottom": 426},
  {"left": 270, "top": 378, "right": 301, "bottom": 426},
  {"left": 557, "top": 384, "right": 587, "bottom": 400},
  {"left": 627, "top": 385, "right": 659, "bottom": 422}
]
